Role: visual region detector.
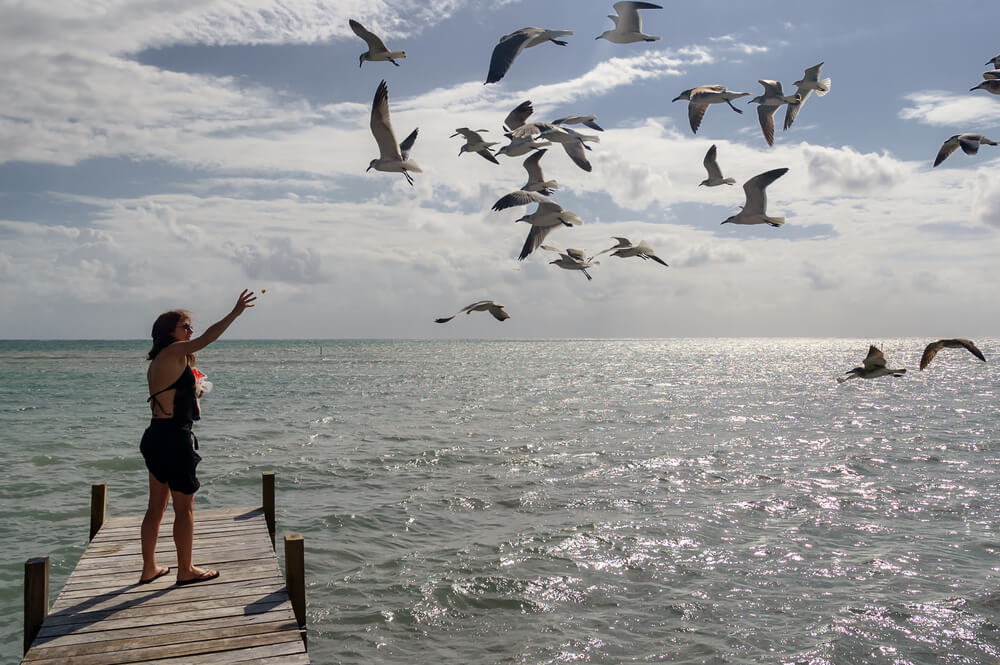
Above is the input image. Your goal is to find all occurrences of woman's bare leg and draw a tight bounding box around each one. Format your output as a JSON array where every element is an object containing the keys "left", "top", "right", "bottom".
[
  {"left": 171, "top": 489, "right": 218, "bottom": 582},
  {"left": 140, "top": 473, "right": 171, "bottom": 580}
]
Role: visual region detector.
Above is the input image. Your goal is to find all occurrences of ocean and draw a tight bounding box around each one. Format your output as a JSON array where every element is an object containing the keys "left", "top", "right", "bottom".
[{"left": 1, "top": 338, "right": 998, "bottom": 664}]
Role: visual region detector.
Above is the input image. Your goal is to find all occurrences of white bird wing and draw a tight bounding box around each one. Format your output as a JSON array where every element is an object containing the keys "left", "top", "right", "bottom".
[
  {"left": 783, "top": 88, "right": 812, "bottom": 130},
  {"left": 552, "top": 115, "right": 604, "bottom": 131},
  {"left": 492, "top": 189, "right": 550, "bottom": 211},
  {"left": 452, "top": 127, "right": 481, "bottom": 141},
  {"left": 504, "top": 100, "right": 534, "bottom": 131},
  {"left": 688, "top": 102, "right": 710, "bottom": 133},
  {"left": 398, "top": 128, "right": 418, "bottom": 161},
  {"left": 486, "top": 29, "right": 533, "bottom": 84},
  {"left": 371, "top": 80, "right": 401, "bottom": 160},
  {"left": 742, "top": 168, "right": 788, "bottom": 215},
  {"left": 703, "top": 144, "right": 724, "bottom": 180},
  {"left": 593, "top": 236, "right": 633, "bottom": 257},
  {"left": 759, "top": 79, "right": 785, "bottom": 96},
  {"left": 984, "top": 70, "right": 1000, "bottom": 80},
  {"left": 863, "top": 345, "right": 887, "bottom": 370},
  {"left": 523, "top": 149, "right": 547, "bottom": 181},
  {"left": 349, "top": 19, "right": 390, "bottom": 53},
  {"left": 756, "top": 104, "right": 778, "bottom": 146},
  {"left": 460, "top": 300, "right": 494, "bottom": 314},
  {"left": 613, "top": 1, "right": 658, "bottom": 33},
  {"left": 933, "top": 136, "right": 960, "bottom": 166},
  {"left": 560, "top": 139, "right": 592, "bottom": 172},
  {"left": 802, "top": 62, "right": 824, "bottom": 84}
]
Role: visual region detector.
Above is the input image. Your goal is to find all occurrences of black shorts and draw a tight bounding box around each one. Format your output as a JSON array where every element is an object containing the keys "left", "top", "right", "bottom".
[{"left": 140, "top": 420, "right": 201, "bottom": 495}]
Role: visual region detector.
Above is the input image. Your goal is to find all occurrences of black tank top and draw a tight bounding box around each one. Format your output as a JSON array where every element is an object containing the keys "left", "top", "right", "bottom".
[{"left": 147, "top": 365, "right": 201, "bottom": 424}]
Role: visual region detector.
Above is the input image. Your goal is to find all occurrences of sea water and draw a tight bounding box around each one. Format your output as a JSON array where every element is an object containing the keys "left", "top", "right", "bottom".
[{"left": 1, "top": 339, "right": 998, "bottom": 664}]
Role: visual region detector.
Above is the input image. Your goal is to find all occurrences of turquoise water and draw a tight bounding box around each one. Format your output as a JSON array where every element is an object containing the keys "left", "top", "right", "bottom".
[{"left": 2, "top": 339, "right": 999, "bottom": 664}]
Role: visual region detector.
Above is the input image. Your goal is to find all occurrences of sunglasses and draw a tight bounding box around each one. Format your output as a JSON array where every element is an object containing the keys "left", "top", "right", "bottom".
[{"left": 179, "top": 323, "right": 194, "bottom": 332}]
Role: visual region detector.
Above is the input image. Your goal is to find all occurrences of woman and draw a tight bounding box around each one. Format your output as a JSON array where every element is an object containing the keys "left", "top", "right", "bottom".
[{"left": 138, "top": 289, "right": 255, "bottom": 585}]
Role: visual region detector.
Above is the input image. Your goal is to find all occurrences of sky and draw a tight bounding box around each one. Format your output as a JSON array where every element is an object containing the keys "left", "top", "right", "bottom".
[{"left": 1, "top": 0, "right": 999, "bottom": 339}]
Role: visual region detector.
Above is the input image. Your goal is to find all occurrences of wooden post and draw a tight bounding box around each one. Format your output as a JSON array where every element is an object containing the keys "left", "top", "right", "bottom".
[
  {"left": 262, "top": 472, "right": 276, "bottom": 549},
  {"left": 284, "top": 533, "right": 306, "bottom": 648},
  {"left": 89, "top": 483, "right": 107, "bottom": 541},
  {"left": 24, "top": 556, "right": 49, "bottom": 655}
]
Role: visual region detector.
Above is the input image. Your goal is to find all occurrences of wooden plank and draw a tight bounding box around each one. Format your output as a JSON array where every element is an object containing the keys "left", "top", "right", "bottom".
[
  {"left": 127, "top": 640, "right": 306, "bottom": 665},
  {"left": 23, "top": 620, "right": 298, "bottom": 661},
  {"left": 30, "top": 612, "right": 292, "bottom": 650},
  {"left": 100, "top": 507, "right": 262, "bottom": 530},
  {"left": 49, "top": 581, "right": 286, "bottom": 615},
  {"left": 25, "top": 629, "right": 304, "bottom": 665}
]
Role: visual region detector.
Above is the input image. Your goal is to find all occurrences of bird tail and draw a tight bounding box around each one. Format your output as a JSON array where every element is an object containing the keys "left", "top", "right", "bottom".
[
  {"left": 815, "top": 78, "right": 832, "bottom": 96},
  {"left": 766, "top": 216, "right": 786, "bottom": 227}
]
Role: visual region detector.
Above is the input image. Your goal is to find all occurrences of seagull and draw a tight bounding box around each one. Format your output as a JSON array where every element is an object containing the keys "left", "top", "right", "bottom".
[
  {"left": 783, "top": 62, "right": 831, "bottom": 130},
  {"left": 987, "top": 55, "right": 1000, "bottom": 68},
  {"left": 596, "top": 2, "right": 663, "bottom": 43},
  {"left": 348, "top": 19, "right": 406, "bottom": 67},
  {"left": 485, "top": 27, "right": 574, "bottom": 84},
  {"left": 504, "top": 100, "right": 535, "bottom": 131},
  {"left": 367, "top": 80, "right": 420, "bottom": 186},
  {"left": 721, "top": 168, "right": 789, "bottom": 226},
  {"left": 552, "top": 115, "right": 605, "bottom": 131},
  {"left": 672, "top": 85, "right": 750, "bottom": 134},
  {"left": 919, "top": 339, "right": 986, "bottom": 370},
  {"left": 492, "top": 190, "right": 583, "bottom": 260},
  {"left": 435, "top": 301, "right": 510, "bottom": 323},
  {"left": 540, "top": 245, "right": 599, "bottom": 280},
  {"left": 498, "top": 100, "right": 552, "bottom": 157},
  {"left": 748, "top": 80, "right": 801, "bottom": 146},
  {"left": 451, "top": 128, "right": 500, "bottom": 164},
  {"left": 970, "top": 79, "right": 1000, "bottom": 95},
  {"left": 982, "top": 70, "right": 1000, "bottom": 80},
  {"left": 510, "top": 122, "right": 598, "bottom": 171},
  {"left": 521, "top": 149, "right": 558, "bottom": 195},
  {"left": 932, "top": 134, "right": 998, "bottom": 167},
  {"left": 593, "top": 237, "right": 668, "bottom": 266},
  {"left": 837, "top": 346, "right": 906, "bottom": 383},
  {"left": 700, "top": 144, "right": 735, "bottom": 187}
]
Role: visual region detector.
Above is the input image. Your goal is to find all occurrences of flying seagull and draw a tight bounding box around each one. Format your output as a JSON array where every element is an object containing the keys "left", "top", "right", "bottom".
[
  {"left": 552, "top": 114, "right": 604, "bottom": 131},
  {"left": 837, "top": 346, "right": 906, "bottom": 383},
  {"left": 435, "top": 301, "right": 510, "bottom": 323},
  {"left": 504, "top": 100, "right": 535, "bottom": 131},
  {"left": 521, "top": 149, "right": 558, "bottom": 195},
  {"left": 721, "top": 168, "right": 789, "bottom": 226},
  {"left": 451, "top": 128, "right": 500, "bottom": 164},
  {"left": 986, "top": 55, "right": 1000, "bottom": 68},
  {"left": 510, "top": 122, "right": 598, "bottom": 171},
  {"left": 783, "top": 62, "right": 831, "bottom": 130},
  {"left": 933, "top": 133, "right": 997, "bottom": 167},
  {"left": 970, "top": 79, "right": 1000, "bottom": 95},
  {"left": 492, "top": 190, "right": 583, "bottom": 260},
  {"left": 672, "top": 85, "right": 750, "bottom": 134},
  {"left": 982, "top": 70, "right": 1000, "bottom": 79},
  {"left": 498, "top": 100, "right": 552, "bottom": 157},
  {"left": 540, "top": 245, "right": 599, "bottom": 281},
  {"left": 367, "top": 80, "right": 420, "bottom": 186},
  {"left": 749, "top": 80, "right": 800, "bottom": 146},
  {"left": 919, "top": 339, "right": 986, "bottom": 370},
  {"left": 700, "top": 144, "right": 735, "bottom": 187},
  {"left": 596, "top": 2, "right": 663, "bottom": 43},
  {"left": 349, "top": 19, "right": 406, "bottom": 67},
  {"left": 593, "top": 237, "right": 668, "bottom": 266},
  {"left": 485, "top": 27, "right": 574, "bottom": 84}
]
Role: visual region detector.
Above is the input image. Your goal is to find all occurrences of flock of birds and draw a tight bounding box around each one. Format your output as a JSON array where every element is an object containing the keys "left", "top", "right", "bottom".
[{"left": 350, "top": 6, "right": 993, "bottom": 380}]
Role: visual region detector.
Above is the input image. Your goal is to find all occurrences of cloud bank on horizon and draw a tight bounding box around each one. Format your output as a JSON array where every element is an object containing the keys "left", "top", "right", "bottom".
[{"left": 0, "top": 0, "right": 998, "bottom": 339}]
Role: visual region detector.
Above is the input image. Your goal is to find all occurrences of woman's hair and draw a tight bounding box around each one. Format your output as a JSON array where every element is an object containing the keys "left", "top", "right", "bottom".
[{"left": 147, "top": 309, "right": 195, "bottom": 365}]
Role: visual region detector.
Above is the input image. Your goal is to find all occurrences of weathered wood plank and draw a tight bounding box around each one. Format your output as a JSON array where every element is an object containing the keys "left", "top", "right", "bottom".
[
  {"left": 23, "top": 620, "right": 298, "bottom": 661},
  {"left": 100, "top": 507, "right": 262, "bottom": 530},
  {"left": 25, "top": 629, "right": 304, "bottom": 665}
]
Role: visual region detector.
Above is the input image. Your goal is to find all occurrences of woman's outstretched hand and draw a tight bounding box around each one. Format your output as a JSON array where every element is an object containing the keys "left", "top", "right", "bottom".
[{"left": 232, "top": 289, "right": 257, "bottom": 316}]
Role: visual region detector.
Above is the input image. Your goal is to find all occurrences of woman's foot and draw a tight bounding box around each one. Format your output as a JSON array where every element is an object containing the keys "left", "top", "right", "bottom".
[
  {"left": 175, "top": 566, "right": 220, "bottom": 586},
  {"left": 138, "top": 566, "right": 170, "bottom": 585}
]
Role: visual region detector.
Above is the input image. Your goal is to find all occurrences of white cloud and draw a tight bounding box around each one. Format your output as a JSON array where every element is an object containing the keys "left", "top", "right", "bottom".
[
  {"left": 898, "top": 91, "right": 1000, "bottom": 127},
  {"left": 802, "top": 144, "right": 910, "bottom": 194},
  {"left": 971, "top": 172, "right": 1000, "bottom": 228}
]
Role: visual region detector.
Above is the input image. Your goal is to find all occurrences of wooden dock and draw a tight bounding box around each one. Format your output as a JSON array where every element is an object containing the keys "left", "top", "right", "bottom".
[{"left": 21, "top": 474, "right": 309, "bottom": 664}]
